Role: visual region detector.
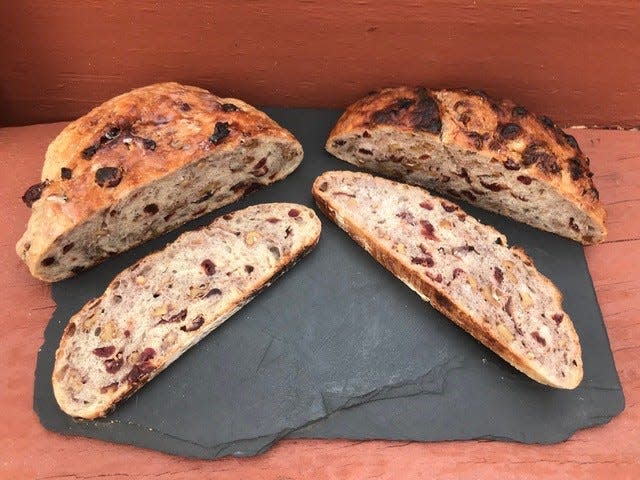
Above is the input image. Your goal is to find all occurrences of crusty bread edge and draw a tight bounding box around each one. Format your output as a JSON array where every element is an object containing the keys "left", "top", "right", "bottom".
[
  {"left": 53, "top": 204, "right": 321, "bottom": 419},
  {"left": 312, "top": 172, "right": 583, "bottom": 389},
  {"left": 324, "top": 88, "right": 607, "bottom": 245}
]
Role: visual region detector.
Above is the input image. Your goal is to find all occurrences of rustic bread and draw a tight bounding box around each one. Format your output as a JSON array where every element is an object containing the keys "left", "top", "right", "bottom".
[
  {"left": 325, "top": 87, "right": 606, "bottom": 244},
  {"left": 53, "top": 203, "right": 321, "bottom": 419},
  {"left": 312, "top": 171, "right": 583, "bottom": 389},
  {"left": 17, "top": 82, "right": 303, "bottom": 282}
]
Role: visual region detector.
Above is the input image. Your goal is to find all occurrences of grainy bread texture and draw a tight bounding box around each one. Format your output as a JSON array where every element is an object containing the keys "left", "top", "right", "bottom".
[
  {"left": 325, "top": 87, "right": 606, "bottom": 244},
  {"left": 312, "top": 171, "right": 583, "bottom": 389},
  {"left": 17, "top": 82, "right": 303, "bottom": 282},
  {"left": 53, "top": 203, "right": 321, "bottom": 419}
]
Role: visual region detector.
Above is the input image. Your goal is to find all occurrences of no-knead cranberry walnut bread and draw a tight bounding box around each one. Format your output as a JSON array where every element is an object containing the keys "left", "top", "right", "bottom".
[
  {"left": 325, "top": 87, "right": 606, "bottom": 244},
  {"left": 312, "top": 171, "right": 583, "bottom": 389},
  {"left": 53, "top": 203, "right": 321, "bottom": 419},
  {"left": 17, "top": 82, "right": 304, "bottom": 282}
]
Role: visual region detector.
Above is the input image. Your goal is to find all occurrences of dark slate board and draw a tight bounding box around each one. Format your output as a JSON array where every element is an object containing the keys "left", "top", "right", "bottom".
[{"left": 34, "top": 108, "right": 624, "bottom": 458}]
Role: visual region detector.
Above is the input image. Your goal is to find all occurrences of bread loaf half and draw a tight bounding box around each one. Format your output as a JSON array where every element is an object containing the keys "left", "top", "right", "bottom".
[
  {"left": 53, "top": 203, "right": 321, "bottom": 419},
  {"left": 17, "top": 82, "right": 303, "bottom": 282},
  {"left": 325, "top": 87, "right": 605, "bottom": 244},
  {"left": 312, "top": 170, "right": 583, "bottom": 389}
]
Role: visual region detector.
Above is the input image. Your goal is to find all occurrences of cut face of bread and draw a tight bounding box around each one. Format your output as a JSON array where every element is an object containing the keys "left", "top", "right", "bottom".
[
  {"left": 17, "top": 82, "right": 303, "bottom": 282},
  {"left": 313, "top": 171, "right": 583, "bottom": 389},
  {"left": 53, "top": 203, "right": 321, "bottom": 419},
  {"left": 325, "top": 87, "right": 606, "bottom": 244}
]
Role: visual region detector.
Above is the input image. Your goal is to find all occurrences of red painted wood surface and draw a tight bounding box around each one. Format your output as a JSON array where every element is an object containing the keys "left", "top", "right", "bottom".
[
  {"left": 1, "top": 1, "right": 640, "bottom": 127},
  {"left": 0, "top": 123, "right": 638, "bottom": 478}
]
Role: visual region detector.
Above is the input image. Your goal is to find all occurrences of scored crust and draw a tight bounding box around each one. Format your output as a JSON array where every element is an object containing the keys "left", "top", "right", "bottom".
[
  {"left": 53, "top": 203, "right": 321, "bottom": 419},
  {"left": 325, "top": 87, "right": 606, "bottom": 244},
  {"left": 312, "top": 171, "right": 583, "bottom": 389},
  {"left": 17, "top": 82, "right": 303, "bottom": 282}
]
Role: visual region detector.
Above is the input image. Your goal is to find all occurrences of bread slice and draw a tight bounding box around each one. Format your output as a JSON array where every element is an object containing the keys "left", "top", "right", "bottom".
[
  {"left": 53, "top": 203, "right": 321, "bottom": 419},
  {"left": 325, "top": 87, "right": 606, "bottom": 244},
  {"left": 312, "top": 171, "right": 583, "bottom": 389},
  {"left": 17, "top": 82, "right": 303, "bottom": 282}
]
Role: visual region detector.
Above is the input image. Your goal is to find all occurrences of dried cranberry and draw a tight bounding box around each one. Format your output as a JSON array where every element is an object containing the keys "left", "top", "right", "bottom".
[
  {"left": 456, "top": 168, "right": 472, "bottom": 185},
  {"left": 568, "top": 157, "right": 585, "bottom": 181},
  {"left": 159, "top": 309, "right": 187, "bottom": 324},
  {"left": 22, "top": 182, "right": 47, "bottom": 207},
  {"left": 460, "top": 190, "right": 477, "bottom": 201},
  {"left": 104, "top": 353, "right": 124, "bottom": 373},
  {"left": 517, "top": 175, "right": 533, "bottom": 185},
  {"left": 201, "top": 259, "right": 216, "bottom": 276},
  {"left": 93, "top": 345, "right": 116, "bottom": 357},
  {"left": 480, "top": 180, "right": 506, "bottom": 192},
  {"left": 142, "top": 138, "right": 156, "bottom": 150},
  {"left": 288, "top": 208, "right": 300, "bottom": 217},
  {"left": 82, "top": 145, "right": 99, "bottom": 159},
  {"left": 499, "top": 123, "right": 522, "bottom": 140},
  {"left": 420, "top": 220, "right": 437, "bottom": 241},
  {"left": 503, "top": 158, "right": 520, "bottom": 170},
  {"left": 138, "top": 347, "right": 156, "bottom": 363},
  {"left": 124, "top": 330, "right": 130, "bottom": 338},
  {"left": 252, "top": 157, "right": 268, "bottom": 177},
  {"left": 95, "top": 167, "right": 123, "bottom": 188},
  {"left": 411, "top": 254, "right": 434, "bottom": 267},
  {"left": 60, "top": 167, "right": 73, "bottom": 180},
  {"left": 552, "top": 313, "right": 564, "bottom": 325},
  {"left": 181, "top": 314, "right": 205, "bottom": 332},
  {"left": 540, "top": 115, "right": 555, "bottom": 129},
  {"left": 522, "top": 143, "right": 551, "bottom": 166},
  {"left": 452, "top": 268, "right": 464, "bottom": 279},
  {"left": 206, "top": 288, "right": 222, "bottom": 297},
  {"left": 127, "top": 362, "right": 154, "bottom": 383},
  {"left": 419, "top": 200, "right": 433, "bottom": 210},
  {"left": 143, "top": 203, "right": 159, "bottom": 215},
  {"left": 66, "top": 322, "right": 76, "bottom": 336},
  {"left": 426, "top": 272, "right": 443, "bottom": 283},
  {"left": 245, "top": 265, "right": 254, "bottom": 273},
  {"left": 531, "top": 331, "right": 547, "bottom": 346},
  {"left": 209, "top": 122, "right": 230, "bottom": 144},
  {"left": 466, "top": 131, "right": 486, "bottom": 149},
  {"left": 493, "top": 267, "right": 504, "bottom": 284},
  {"left": 441, "top": 201, "right": 456, "bottom": 212},
  {"left": 222, "top": 103, "right": 238, "bottom": 112},
  {"left": 512, "top": 106, "right": 528, "bottom": 118}
]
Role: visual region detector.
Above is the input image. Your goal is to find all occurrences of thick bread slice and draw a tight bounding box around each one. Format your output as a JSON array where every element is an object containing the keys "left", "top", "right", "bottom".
[
  {"left": 325, "top": 87, "right": 606, "bottom": 244},
  {"left": 17, "top": 82, "right": 303, "bottom": 282},
  {"left": 53, "top": 203, "right": 321, "bottom": 419},
  {"left": 312, "top": 171, "right": 583, "bottom": 389}
]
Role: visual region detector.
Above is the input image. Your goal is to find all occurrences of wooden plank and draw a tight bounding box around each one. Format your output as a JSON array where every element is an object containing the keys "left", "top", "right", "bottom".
[
  {"left": 0, "top": 123, "right": 638, "bottom": 478},
  {"left": 1, "top": 1, "right": 639, "bottom": 127}
]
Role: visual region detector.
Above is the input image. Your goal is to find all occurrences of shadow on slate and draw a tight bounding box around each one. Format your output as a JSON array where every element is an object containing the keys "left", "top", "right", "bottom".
[{"left": 34, "top": 108, "right": 624, "bottom": 458}]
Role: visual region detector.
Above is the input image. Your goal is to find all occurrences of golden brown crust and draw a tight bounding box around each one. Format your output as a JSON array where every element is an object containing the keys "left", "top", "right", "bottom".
[
  {"left": 327, "top": 87, "right": 606, "bottom": 243},
  {"left": 41, "top": 82, "right": 296, "bottom": 220},
  {"left": 312, "top": 172, "right": 583, "bottom": 389},
  {"left": 17, "top": 83, "right": 301, "bottom": 281}
]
